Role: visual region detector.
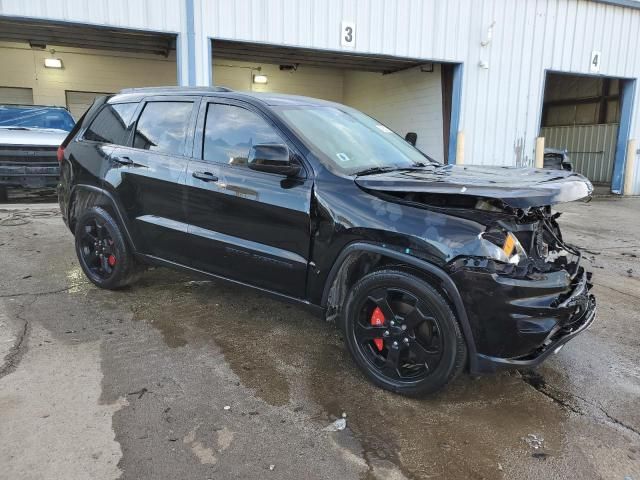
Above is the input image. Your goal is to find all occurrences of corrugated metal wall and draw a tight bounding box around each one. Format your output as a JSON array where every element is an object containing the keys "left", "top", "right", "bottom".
[
  {"left": 541, "top": 124, "right": 619, "bottom": 183},
  {"left": 0, "top": 0, "right": 182, "bottom": 32},
  {"left": 1, "top": 0, "right": 639, "bottom": 192},
  {"left": 197, "top": 0, "right": 640, "bottom": 175}
]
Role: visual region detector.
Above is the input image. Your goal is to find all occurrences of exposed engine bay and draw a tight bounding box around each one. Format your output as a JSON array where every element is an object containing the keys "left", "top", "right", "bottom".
[{"left": 367, "top": 188, "right": 585, "bottom": 280}]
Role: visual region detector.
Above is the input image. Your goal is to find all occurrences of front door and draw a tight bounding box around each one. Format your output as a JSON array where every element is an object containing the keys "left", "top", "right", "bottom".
[
  {"left": 184, "top": 99, "right": 312, "bottom": 298},
  {"left": 107, "top": 97, "right": 199, "bottom": 264}
]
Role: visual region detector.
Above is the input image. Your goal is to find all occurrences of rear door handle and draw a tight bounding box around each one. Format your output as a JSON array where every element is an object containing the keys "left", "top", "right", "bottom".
[
  {"left": 192, "top": 171, "right": 218, "bottom": 182},
  {"left": 113, "top": 155, "right": 133, "bottom": 165}
]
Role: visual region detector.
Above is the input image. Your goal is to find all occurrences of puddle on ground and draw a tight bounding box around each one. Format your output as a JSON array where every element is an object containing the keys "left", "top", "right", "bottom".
[
  {"left": 129, "top": 270, "right": 292, "bottom": 406},
  {"left": 124, "top": 268, "right": 572, "bottom": 478}
]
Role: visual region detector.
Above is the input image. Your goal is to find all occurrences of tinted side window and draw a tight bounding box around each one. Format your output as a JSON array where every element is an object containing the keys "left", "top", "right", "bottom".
[
  {"left": 203, "top": 104, "right": 283, "bottom": 166},
  {"left": 84, "top": 103, "right": 137, "bottom": 145},
  {"left": 133, "top": 102, "right": 193, "bottom": 155}
]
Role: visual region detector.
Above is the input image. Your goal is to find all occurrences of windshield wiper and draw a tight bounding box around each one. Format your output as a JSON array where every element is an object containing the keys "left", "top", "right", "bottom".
[
  {"left": 353, "top": 166, "right": 398, "bottom": 176},
  {"left": 353, "top": 164, "right": 430, "bottom": 177}
]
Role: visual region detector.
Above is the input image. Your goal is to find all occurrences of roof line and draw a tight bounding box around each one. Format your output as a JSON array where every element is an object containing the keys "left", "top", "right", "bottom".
[
  {"left": 118, "top": 86, "right": 233, "bottom": 94},
  {"left": 590, "top": 0, "right": 640, "bottom": 10}
]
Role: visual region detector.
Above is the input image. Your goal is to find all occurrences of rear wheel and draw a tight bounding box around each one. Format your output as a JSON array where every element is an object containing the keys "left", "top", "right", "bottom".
[
  {"left": 74, "top": 207, "right": 139, "bottom": 289},
  {"left": 342, "top": 269, "right": 467, "bottom": 396},
  {"left": 0, "top": 186, "right": 8, "bottom": 202}
]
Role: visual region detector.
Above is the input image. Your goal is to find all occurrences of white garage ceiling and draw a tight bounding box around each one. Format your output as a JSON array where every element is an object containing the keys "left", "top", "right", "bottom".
[
  {"left": 212, "top": 40, "right": 433, "bottom": 74},
  {"left": 0, "top": 17, "right": 175, "bottom": 57}
]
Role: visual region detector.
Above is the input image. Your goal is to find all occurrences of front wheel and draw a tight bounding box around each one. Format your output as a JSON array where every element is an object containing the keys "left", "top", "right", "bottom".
[{"left": 342, "top": 269, "right": 467, "bottom": 396}]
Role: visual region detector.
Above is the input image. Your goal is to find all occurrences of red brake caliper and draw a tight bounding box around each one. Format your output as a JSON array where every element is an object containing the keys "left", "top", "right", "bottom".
[
  {"left": 370, "top": 306, "right": 385, "bottom": 351},
  {"left": 107, "top": 240, "right": 116, "bottom": 267}
]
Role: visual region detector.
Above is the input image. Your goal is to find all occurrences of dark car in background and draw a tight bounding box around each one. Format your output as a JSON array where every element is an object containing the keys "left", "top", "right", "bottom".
[
  {"left": 0, "top": 104, "right": 75, "bottom": 201},
  {"left": 58, "top": 87, "right": 596, "bottom": 395},
  {"left": 544, "top": 148, "right": 573, "bottom": 171}
]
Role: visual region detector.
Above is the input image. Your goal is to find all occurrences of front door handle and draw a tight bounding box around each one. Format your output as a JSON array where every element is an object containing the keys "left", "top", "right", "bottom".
[
  {"left": 192, "top": 171, "right": 218, "bottom": 182},
  {"left": 113, "top": 155, "right": 133, "bottom": 165}
]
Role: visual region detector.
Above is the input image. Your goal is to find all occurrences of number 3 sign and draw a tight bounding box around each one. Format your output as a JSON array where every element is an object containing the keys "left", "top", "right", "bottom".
[{"left": 341, "top": 21, "right": 356, "bottom": 48}]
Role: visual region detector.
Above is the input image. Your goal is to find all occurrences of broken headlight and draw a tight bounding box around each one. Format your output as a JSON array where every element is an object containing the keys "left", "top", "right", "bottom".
[{"left": 480, "top": 229, "right": 527, "bottom": 264}]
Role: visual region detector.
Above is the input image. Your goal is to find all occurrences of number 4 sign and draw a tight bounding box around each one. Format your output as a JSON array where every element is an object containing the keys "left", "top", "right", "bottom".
[
  {"left": 341, "top": 21, "right": 356, "bottom": 48},
  {"left": 590, "top": 50, "right": 601, "bottom": 73}
]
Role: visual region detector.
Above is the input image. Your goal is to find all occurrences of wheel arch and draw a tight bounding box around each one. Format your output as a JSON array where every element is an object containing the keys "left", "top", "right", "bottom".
[
  {"left": 69, "top": 184, "right": 137, "bottom": 252},
  {"left": 321, "top": 242, "right": 478, "bottom": 371}
]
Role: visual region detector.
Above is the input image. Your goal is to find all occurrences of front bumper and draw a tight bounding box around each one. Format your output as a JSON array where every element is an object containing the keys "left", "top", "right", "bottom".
[
  {"left": 0, "top": 163, "right": 60, "bottom": 189},
  {"left": 450, "top": 263, "right": 596, "bottom": 373},
  {"left": 475, "top": 293, "right": 595, "bottom": 372}
]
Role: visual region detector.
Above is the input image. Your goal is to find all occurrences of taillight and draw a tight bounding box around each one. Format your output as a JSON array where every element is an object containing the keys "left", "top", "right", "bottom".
[{"left": 57, "top": 146, "right": 65, "bottom": 164}]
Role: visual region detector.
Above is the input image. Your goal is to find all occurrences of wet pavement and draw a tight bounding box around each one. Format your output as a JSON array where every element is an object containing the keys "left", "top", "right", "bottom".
[{"left": 0, "top": 198, "right": 639, "bottom": 479}]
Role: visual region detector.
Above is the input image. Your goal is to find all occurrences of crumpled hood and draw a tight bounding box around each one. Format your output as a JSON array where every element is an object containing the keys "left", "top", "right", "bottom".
[
  {"left": 0, "top": 127, "right": 67, "bottom": 147},
  {"left": 354, "top": 164, "right": 593, "bottom": 208}
]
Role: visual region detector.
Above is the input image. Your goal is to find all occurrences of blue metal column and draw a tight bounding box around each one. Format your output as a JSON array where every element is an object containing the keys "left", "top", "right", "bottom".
[
  {"left": 184, "top": 0, "right": 197, "bottom": 86},
  {"left": 611, "top": 78, "right": 637, "bottom": 193},
  {"left": 448, "top": 63, "right": 463, "bottom": 164}
]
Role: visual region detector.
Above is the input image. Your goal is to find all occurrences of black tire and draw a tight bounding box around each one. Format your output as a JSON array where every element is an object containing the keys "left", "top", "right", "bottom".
[
  {"left": 0, "top": 186, "right": 8, "bottom": 202},
  {"left": 342, "top": 269, "right": 467, "bottom": 396},
  {"left": 74, "top": 207, "right": 139, "bottom": 289}
]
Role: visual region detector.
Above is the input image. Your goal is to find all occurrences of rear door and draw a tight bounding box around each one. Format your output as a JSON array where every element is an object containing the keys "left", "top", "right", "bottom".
[
  {"left": 106, "top": 96, "right": 199, "bottom": 264},
  {"left": 184, "top": 98, "right": 313, "bottom": 298}
]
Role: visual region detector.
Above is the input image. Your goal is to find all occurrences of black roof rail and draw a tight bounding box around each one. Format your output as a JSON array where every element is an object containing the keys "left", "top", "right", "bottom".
[{"left": 118, "top": 86, "right": 233, "bottom": 94}]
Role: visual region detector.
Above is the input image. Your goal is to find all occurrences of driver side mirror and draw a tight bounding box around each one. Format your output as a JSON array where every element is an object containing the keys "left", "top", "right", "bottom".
[
  {"left": 248, "top": 144, "right": 300, "bottom": 177},
  {"left": 405, "top": 132, "right": 417, "bottom": 146}
]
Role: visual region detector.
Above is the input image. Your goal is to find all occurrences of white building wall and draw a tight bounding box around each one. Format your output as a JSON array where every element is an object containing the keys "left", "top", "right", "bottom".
[
  {"left": 213, "top": 59, "right": 344, "bottom": 102},
  {"left": 213, "top": 60, "right": 444, "bottom": 161},
  {"left": 0, "top": 0, "right": 182, "bottom": 32},
  {"left": 343, "top": 66, "right": 444, "bottom": 162},
  {"left": 0, "top": 0, "right": 187, "bottom": 84},
  {"left": 196, "top": 0, "right": 640, "bottom": 177},
  {"left": 0, "top": 42, "right": 177, "bottom": 108},
  {"left": 1, "top": 0, "right": 640, "bottom": 191}
]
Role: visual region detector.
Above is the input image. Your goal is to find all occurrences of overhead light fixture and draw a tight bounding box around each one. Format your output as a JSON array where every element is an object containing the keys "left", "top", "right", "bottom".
[
  {"left": 44, "top": 57, "right": 63, "bottom": 69},
  {"left": 29, "top": 40, "right": 47, "bottom": 50},
  {"left": 253, "top": 74, "right": 268, "bottom": 84}
]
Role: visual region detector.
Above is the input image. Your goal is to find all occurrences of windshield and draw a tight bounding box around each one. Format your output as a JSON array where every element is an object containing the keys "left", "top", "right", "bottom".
[
  {"left": 0, "top": 105, "right": 75, "bottom": 132},
  {"left": 274, "top": 105, "right": 437, "bottom": 175}
]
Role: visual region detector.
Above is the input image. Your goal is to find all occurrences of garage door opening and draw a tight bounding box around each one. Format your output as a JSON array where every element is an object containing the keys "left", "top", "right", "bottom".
[
  {"left": 0, "top": 17, "right": 180, "bottom": 202},
  {"left": 211, "top": 40, "right": 461, "bottom": 164},
  {"left": 540, "top": 71, "right": 635, "bottom": 193},
  {"left": 0, "top": 17, "right": 178, "bottom": 120}
]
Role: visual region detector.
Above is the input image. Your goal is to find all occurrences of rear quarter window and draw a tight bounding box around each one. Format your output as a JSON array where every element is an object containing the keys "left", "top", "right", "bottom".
[{"left": 84, "top": 103, "right": 138, "bottom": 145}]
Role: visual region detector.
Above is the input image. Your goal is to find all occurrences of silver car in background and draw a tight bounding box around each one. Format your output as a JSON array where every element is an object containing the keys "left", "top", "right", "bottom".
[{"left": 0, "top": 105, "right": 75, "bottom": 201}]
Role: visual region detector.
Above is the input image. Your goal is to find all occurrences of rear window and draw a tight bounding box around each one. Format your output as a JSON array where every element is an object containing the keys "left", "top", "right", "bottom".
[
  {"left": 84, "top": 103, "right": 138, "bottom": 145},
  {"left": 0, "top": 105, "right": 75, "bottom": 132},
  {"left": 133, "top": 101, "right": 193, "bottom": 156}
]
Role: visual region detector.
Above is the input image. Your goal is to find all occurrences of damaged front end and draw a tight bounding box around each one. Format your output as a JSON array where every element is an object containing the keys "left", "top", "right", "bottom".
[
  {"left": 354, "top": 166, "right": 596, "bottom": 372},
  {"left": 446, "top": 201, "right": 596, "bottom": 371}
]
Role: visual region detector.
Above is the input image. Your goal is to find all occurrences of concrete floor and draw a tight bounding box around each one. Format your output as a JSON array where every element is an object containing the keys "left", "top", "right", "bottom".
[{"left": 0, "top": 198, "right": 638, "bottom": 480}]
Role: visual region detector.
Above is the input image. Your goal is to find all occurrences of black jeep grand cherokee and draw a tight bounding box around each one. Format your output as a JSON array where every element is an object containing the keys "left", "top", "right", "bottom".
[{"left": 58, "top": 86, "right": 596, "bottom": 396}]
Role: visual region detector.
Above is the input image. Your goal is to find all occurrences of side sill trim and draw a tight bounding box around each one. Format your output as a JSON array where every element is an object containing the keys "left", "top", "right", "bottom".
[
  {"left": 320, "top": 241, "right": 478, "bottom": 372},
  {"left": 137, "top": 214, "right": 307, "bottom": 266},
  {"left": 138, "top": 253, "right": 325, "bottom": 318}
]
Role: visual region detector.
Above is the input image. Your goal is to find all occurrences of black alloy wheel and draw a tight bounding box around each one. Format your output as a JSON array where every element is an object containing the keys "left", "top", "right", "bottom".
[
  {"left": 78, "top": 217, "right": 117, "bottom": 279},
  {"left": 74, "top": 207, "right": 139, "bottom": 289},
  {"left": 355, "top": 287, "right": 444, "bottom": 380},
  {"left": 343, "top": 269, "right": 467, "bottom": 395}
]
